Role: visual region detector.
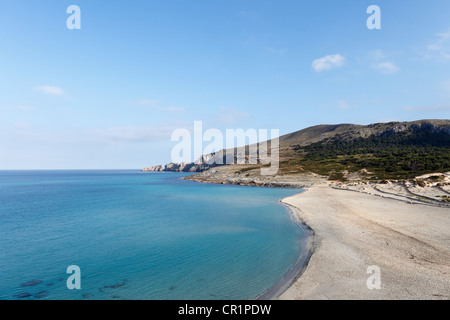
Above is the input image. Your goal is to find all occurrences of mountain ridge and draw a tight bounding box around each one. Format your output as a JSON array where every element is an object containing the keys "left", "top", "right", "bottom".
[{"left": 279, "top": 119, "right": 450, "bottom": 147}]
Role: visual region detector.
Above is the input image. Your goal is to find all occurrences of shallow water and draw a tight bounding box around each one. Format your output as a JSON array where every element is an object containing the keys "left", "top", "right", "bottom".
[{"left": 0, "top": 170, "right": 305, "bottom": 300}]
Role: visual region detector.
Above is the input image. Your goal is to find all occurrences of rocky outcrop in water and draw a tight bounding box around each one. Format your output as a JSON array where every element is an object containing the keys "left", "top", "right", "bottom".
[
  {"left": 141, "top": 165, "right": 164, "bottom": 172},
  {"left": 142, "top": 161, "right": 221, "bottom": 173},
  {"left": 141, "top": 153, "right": 229, "bottom": 173}
]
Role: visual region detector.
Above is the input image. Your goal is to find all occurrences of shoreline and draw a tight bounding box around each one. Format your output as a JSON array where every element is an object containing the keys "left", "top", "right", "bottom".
[
  {"left": 278, "top": 184, "right": 450, "bottom": 300},
  {"left": 181, "top": 172, "right": 318, "bottom": 300},
  {"left": 256, "top": 199, "right": 317, "bottom": 300},
  {"left": 179, "top": 171, "right": 450, "bottom": 299}
]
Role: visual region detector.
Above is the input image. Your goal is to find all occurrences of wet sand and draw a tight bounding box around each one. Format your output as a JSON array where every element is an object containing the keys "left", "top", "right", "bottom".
[{"left": 257, "top": 202, "right": 315, "bottom": 300}]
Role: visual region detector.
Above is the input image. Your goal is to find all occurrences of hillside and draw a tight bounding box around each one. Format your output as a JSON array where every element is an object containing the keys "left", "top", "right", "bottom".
[
  {"left": 143, "top": 119, "right": 450, "bottom": 181},
  {"left": 280, "top": 119, "right": 450, "bottom": 180},
  {"left": 278, "top": 119, "right": 450, "bottom": 147}
]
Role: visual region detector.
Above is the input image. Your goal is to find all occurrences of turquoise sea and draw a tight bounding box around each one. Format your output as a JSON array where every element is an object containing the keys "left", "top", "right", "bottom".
[{"left": 0, "top": 170, "right": 306, "bottom": 300}]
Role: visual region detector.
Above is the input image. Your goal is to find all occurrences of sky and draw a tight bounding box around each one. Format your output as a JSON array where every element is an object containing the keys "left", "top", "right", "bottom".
[{"left": 0, "top": 0, "right": 449, "bottom": 169}]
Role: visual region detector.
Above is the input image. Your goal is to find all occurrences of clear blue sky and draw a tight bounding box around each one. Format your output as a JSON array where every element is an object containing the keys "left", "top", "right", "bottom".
[{"left": 1, "top": 0, "right": 449, "bottom": 169}]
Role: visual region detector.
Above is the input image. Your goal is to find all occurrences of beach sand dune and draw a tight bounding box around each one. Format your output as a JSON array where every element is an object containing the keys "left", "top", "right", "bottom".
[{"left": 280, "top": 184, "right": 450, "bottom": 300}]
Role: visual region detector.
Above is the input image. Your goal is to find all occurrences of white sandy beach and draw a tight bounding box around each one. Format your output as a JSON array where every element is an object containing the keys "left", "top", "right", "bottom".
[{"left": 280, "top": 184, "right": 450, "bottom": 300}]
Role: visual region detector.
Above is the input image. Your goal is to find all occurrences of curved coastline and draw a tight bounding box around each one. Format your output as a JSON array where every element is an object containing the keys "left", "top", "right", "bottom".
[
  {"left": 278, "top": 184, "right": 450, "bottom": 300},
  {"left": 181, "top": 172, "right": 450, "bottom": 300},
  {"left": 256, "top": 192, "right": 317, "bottom": 300}
]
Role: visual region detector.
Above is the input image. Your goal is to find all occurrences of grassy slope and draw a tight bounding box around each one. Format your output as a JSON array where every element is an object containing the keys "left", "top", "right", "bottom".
[{"left": 232, "top": 120, "right": 450, "bottom": 181}]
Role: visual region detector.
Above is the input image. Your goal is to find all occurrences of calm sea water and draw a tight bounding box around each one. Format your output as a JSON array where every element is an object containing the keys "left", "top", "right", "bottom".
[{"left": 0, "top": 170, "right": 305, "bottom": 300}]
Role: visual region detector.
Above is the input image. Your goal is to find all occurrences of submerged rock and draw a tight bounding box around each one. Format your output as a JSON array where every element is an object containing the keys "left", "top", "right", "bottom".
[
  {"left": 101, "top": 280, "right": 128, "bottom": 291},
  {"left": 34, "top": 291, "right": 49, "bottom": 299},
  {"left": 20, "top": 280, "right": 43, "bottom": 287},
  {"left": 13, "top": 292, "right": 32, "bottom": 299},
  {"left": 105, "top": 282, "right": 126, "bottom": 289}
]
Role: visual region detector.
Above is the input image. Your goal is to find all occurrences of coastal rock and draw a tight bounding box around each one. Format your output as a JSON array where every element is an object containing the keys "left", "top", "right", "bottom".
[
  {"left": 181, "top": 164, "right": 322, "bottom": 188},
  {"left": 142, "top": 155, "right": 225, "bottom": 174},
  {"left": 141, "top": 165, "right": 164, "bottom": 172}
]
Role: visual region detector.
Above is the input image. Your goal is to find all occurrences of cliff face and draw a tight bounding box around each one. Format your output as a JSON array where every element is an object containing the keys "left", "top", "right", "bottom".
[
  {"left": 142, "top": 165, "right": 164, "bottom": 172},
  {"left": 141, "top": 162, "right": 217, "bottom": 173},
  {"left": 141, "top": 154, "right": 225, "bottom": 173},
  {"left": 142, "top": 163, "right": 194, "bottom": 172}
]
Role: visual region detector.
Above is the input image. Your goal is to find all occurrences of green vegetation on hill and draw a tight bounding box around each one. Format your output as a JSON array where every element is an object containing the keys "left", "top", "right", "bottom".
[
  {"left": 154, "top": 120, "right": 450, "bottom": 182},
  {"left": 291, "top": 128, "right": 450, "bottom": 180}
]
